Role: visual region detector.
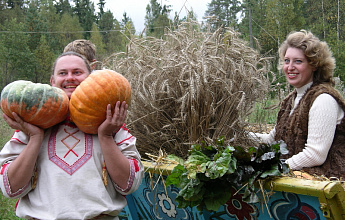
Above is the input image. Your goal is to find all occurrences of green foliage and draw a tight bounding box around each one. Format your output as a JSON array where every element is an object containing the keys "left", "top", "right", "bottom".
[
  {"left": 105, "top": 20, "right": 126, "bottom": 55},
  {"left": 0, "top": 111, "right": 14, "bottom": 149},
  {"left": 0, "top": 18, "right": 35, "bottom": 88},
  {"left": 0, "top": 194, "right": 21, "bottom": 220},
  {"left": 33, "top": 35, "right": 55, "bottom": 84},
  {"left": 56, "top": 13, "right": 84, "bottom": 49},
  {"left": 73, "top": 0, "right": 96, "bottom": 39},
  {"left": 145, "top": 0, "right": 172, "bottom": 38},
  {"left": 257, "top": 0, "right": 305, "bottom": 56},
  {"left": 98, "top": 10, "right": 126, "bottom": 55},
  {"left": 55, "top": 0, "right": 73, "bottom": 15},
  {"left": 89, "top": 23, "right": 106, "bottom": 58},
  {"left": 247, "top": 97, "right": 280, "bottom": 125},
  {"left": 96, "top": 0, "right": 106, "bottom": 19},
  {"left": 166, "top": 137, "right": 289, "bottom": 211},
  {"left": 0, "top": 110, "right": 19, "bottom": 219},
  {"left": 0, "top": 0, "right": 344, "bottom": 95},
  {"left": 205, "top": 0, "right": 242, "bottom": 30}
]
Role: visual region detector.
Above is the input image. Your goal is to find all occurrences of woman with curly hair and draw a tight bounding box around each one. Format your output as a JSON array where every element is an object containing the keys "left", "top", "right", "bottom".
[{"left": 250, "top": 30, "right": 345, "bottom": 178}]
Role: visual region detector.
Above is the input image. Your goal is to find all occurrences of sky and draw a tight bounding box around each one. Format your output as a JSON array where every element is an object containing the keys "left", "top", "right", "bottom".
[{"left": 92, "top": 0, "right": 211, "bottom": 34}]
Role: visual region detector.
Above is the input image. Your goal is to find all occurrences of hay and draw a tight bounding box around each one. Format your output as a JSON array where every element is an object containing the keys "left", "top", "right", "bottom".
[{"left": 104, "top": 22, "right": 273, "bottom": 159}]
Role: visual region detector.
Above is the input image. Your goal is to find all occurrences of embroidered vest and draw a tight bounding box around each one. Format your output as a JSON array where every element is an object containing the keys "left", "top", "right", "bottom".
[{"left": 275, "top": 83, "right": 345, "bottom": 178}]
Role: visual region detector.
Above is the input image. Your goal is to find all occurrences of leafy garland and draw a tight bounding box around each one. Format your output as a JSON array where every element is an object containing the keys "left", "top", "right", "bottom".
[{"left": 166, "top": 137, "right": 289, "bottom": 211}]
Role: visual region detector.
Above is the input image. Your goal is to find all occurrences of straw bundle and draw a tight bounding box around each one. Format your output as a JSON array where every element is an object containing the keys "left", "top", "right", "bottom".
[{"left": 105, "top": 22, "right": 272, "bottom": 159}]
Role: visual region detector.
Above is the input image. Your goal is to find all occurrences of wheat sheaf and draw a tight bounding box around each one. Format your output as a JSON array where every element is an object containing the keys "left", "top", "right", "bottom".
[{"left": 105, "top": 22, "right": 273, "bottom": 159}]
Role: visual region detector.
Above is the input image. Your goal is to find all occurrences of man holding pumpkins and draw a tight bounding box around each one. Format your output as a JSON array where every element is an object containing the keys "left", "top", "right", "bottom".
[{"left": 0, "top": 51, "right": 144, "bottom": 219}]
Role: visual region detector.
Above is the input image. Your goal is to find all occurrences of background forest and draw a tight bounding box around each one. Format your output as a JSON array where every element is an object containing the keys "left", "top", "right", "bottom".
[{"left": 0, "top": 0, "right": 345, "bottom": 92}]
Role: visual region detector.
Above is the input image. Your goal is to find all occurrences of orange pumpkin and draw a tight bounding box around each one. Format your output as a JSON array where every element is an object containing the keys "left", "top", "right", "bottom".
[
  {"left": 69, "top": 69, "right": 131, "bottom": 134},
  {"left": 0, "top": 80, "right": 69, "bottom": 129}
]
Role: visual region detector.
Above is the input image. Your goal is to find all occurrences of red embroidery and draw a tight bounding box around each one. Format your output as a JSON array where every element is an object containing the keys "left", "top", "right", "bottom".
[
  {"left": 15, "top": 199, "right": 19, "bottom": 210},
  {"left": 48, "top": 126, "right": 92, "bottom": 175},
  {"left": 117, "top": 135, "right": 133, "bottom": 145},
  {"left": 2, "top": 164, "right": 29, "bottom": 197},
  {"left": 10, "top": 137, "right": 27, "bottom": 145},
  {"left": 130, "top": 159, "right": 140, "bottom": 172},
  {"left": 61, "top": 129, "right": 80, "bottom": 158},
  {"left": 115, "top": 159, "right": 136, "bottom": 193},
  {"left": 0, "top": 163, "right": 9, "bottom": 175},
  {"left": 122, "top": 124, "right": 130, "bottom": 132}
]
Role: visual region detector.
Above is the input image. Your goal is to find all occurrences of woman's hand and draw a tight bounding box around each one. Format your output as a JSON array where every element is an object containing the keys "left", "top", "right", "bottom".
[
  {"left": 98, "top": 101, "right": 128, "bottom": 137},
  {"left": 3, "top": 112, "right": 44, "bottom": 138}
]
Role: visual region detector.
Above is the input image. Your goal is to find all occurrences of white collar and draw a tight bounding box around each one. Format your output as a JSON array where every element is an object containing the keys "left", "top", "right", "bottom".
[{"left": 296, "top": 81, "right": 313, "bottom": 95}]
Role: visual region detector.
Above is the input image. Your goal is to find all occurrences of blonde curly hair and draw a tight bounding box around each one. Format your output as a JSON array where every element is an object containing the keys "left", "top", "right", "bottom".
[{"left": 278, "top": 30, "right": 336, "bottom": 85}]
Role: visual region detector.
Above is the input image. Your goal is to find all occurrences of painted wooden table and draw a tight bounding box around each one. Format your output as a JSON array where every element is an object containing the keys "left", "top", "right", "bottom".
[{"left": 118, "top": 162, "right": 345, "bottom": 220}]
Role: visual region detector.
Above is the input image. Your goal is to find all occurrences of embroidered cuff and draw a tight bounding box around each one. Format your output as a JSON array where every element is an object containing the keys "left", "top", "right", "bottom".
[
  {"left": 2, "top": 163, "right": 30, "bottom": 198},
  {"left": 113, "top": 159, "right": 136, "bottom": 193}
]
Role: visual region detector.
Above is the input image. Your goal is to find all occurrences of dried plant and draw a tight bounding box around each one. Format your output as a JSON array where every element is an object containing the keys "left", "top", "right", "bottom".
[{"left": 103, "top": 22, "right": 273, "bottom": 159}]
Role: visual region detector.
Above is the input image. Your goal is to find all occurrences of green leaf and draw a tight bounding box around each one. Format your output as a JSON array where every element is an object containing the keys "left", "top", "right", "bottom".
[
  {"left": 166, "top": 164, "right": 186, "bottom": 186},
  {"left": 205, "top": 148, "right": 233, "bottom": 179},
  {"left": 261, "top": 152, "right": 275, "bottom": 161},
  {"left": 259, "top": 164, "right": 281, "bottom": 178},
  {"left": 185, "top": 152, "right": 210, "bottom": 179},
  {"left": 204, "top": 188, "right": 232, "bottom": 211},
  {"left": 166, "top": 154, "right": 185, "bottom": 165},
  {"left": 166, "top": 137, "right": 289, "bottom": 212},
  {"left": 242, "top": 187, "right": 260, "bottom": 203},
  {"left": 279, "top": 141, "right": 289, "bottom": 155},
  {"left": 227, "top": 157, "right": 237, "bottom": 174},
  {"left": 216, "top": 136, "right": 225, "bottom": 146},
  {"left": 280, "top": 161, "right": 290, "bottom": 174},
  {"left": 233, "top": 145, "right": 252, "bottom": 162},
  {"left": 178, "top": 178, "right": 204, "bottom": 201}
]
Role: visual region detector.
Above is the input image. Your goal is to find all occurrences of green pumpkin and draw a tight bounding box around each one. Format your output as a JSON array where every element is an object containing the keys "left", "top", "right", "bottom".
[{"left": 1, "top": 80, "right": 69, "bottom": 129}]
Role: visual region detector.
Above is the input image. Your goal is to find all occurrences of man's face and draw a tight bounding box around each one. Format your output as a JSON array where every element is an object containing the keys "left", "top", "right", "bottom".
[{"left": 50, "top": 55, "right": 90, "bottom": 98}]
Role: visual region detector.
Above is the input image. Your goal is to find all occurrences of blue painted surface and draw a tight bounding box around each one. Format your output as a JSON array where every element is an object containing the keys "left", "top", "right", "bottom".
[{"left": 119, "top": 173, "right": 325, "bottom": 220}]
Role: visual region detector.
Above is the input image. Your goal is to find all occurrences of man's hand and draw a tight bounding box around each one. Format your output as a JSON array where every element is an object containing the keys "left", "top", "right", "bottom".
[
  {"left": 98, "top": 101, "right": 128, "bottom": 137},
  {"left": 3, "top": 112, "right": 44, "bottom": 138}
]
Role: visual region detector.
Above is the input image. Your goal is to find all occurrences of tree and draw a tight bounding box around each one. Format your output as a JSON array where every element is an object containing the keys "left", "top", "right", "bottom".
[
  {"left": 90, "top": 22, "right": 106, "bottom": 59},
  {"left": 238, "top": 0, "right": 268, "bottom": 49},
  {"left": 98, "top": 10, "right": 125, "bottom": 55},
  {"left": 39, "top": 0, "right": 62, "bottom": 53},
  {"left": 25, "top": 1, "right": 49, "bottom": 51},
  {"left": 54, "top": 0, "right": 72, "bottom": 15},
  {"left": 122, "top": 12, "right": 136, "bottom": 36},
  {"left": 0, "top": 18, "right": 35, "bottom": 88},
  {"left": 98, "top": 10, "right": 115, "bottom": 44},
  {"left": 73, "top": 0, "right": 97, "bottom": 38},
  {"left": 145, "top": 0, "right": 172, "bottom": 38},
  {"left": 55, "top": 13, "right": 84, "bottom": 51},
  {"left": 259, "top": 0, "right": 305, "bottom": 56},
  {"left": 205, "top": 0, "right": 242, "bottom": 30},
  {"left": 174, "top": 9, "right": 198, "bottom": 24},
  {"left": 6, "top": 0, "right": 25, "bottom": 9},
  {"left": 33, "top": 35, "right": 55, "bottom": 83},
  {"left": 106, "top": 19, "right": 125, "bottom": 54},
  {"left": 97, "top": 0, "right": 106, "bottom": 21},
  {"left": 0, "top": 0, "right": 26, "bottom": 25}
]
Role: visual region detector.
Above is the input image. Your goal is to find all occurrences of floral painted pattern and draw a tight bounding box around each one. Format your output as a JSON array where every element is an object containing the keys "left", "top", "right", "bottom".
[
  {"left": 141, "top": 173, "right": 193, "bottom": 219},
  {"left": 225, "top": 187, "right": 258, "bottom": 220},
  {"left": 270, "top": 192, "right": 321, "bottom": 220},
  {"left": 120, "top": 173, "right": 324, "bottom": 220},
  {"left": 158, "top": 192, "right": 177, "bottom": 218}
]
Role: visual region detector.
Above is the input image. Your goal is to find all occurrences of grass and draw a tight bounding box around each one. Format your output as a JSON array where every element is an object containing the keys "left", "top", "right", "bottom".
[
  {"left": 0, "top": 111, "right": 22, "bottom": 220},
  {"left": 248, "top": 97, "right": 280, "bottom": 125}
]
